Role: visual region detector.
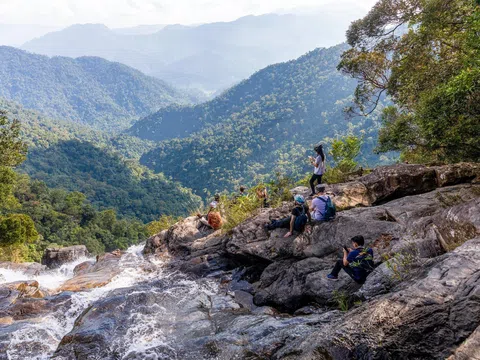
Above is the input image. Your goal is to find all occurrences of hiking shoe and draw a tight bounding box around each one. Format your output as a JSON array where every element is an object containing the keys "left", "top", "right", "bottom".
[{"left": 327, "top": 274, "right": 338, "bottom": 280}]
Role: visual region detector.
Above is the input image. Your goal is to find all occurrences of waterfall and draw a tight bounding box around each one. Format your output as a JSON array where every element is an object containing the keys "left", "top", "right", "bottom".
[{"left": 0, "top": 244, "right": 219, "bottom": 360}]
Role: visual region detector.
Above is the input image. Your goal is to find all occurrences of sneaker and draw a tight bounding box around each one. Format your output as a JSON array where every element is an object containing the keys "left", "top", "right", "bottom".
[{"left": 327, "top": 274, "right": 338, "bottom": 280}]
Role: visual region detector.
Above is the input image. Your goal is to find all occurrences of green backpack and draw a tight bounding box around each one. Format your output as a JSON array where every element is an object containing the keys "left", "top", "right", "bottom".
[{"left": 319, "top": 196, "right": 336, "bottom": 221}]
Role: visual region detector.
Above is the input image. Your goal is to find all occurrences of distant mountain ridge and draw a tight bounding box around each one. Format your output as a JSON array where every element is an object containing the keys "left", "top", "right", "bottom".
[
  {"left": 22, "top": 13, "right": 359, "bottom": 92},
  {"left": 0, "top": 46, "right": 196, "bottom": 131}
]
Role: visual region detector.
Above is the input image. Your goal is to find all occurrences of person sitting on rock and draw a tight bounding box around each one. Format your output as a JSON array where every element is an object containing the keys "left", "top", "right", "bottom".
[
  {"left": 197, "top": 195, "right": 223, "bottom": 230},
  {"left": 239, "top": 186, "right": 247, "bottom": 197},
  {"left": 327, "top": 235, "right": 374, "bottom": 284},
  {"left": 310, "top": 185, "right": 330, "bottom": 221},
  {"left": 264, "top": 195, "right": 311, "bottom": 237},
  {"left": 256, "top": 184, "right": 270, "bottom": 208}
]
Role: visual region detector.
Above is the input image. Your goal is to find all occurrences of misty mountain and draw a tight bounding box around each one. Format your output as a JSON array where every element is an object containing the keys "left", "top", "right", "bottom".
[
  {"left": 0, "top": 24, "right": 60, "bottom": 46},
  {"left": 22, "top": 13, "right": 358, "bottom": 93},
  {"left": 131, "top": 44, "right": 390, "bottom": 195},
  {"left": 0, "top": 46, "right": 197, "bottom": 131}
]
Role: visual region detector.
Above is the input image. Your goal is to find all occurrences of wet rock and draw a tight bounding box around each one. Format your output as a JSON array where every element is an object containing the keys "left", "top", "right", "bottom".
[
  {"left": 42, "top": 245, "right": 89, "bottom": 269},
  {"left": 1, "top": 280, "right": 49, "bottom": 299},
  {"left": 142, "top": 230, "right": 167, "bottom": 256},
  {"left": 72, "top": 261, "right": 94, "bottom": 276},
  {"left": 0, "top": 261, "right": 46, "bottom": 275},
  {"left": 58, "top": 251, "right": 123, "bottom": 292}
]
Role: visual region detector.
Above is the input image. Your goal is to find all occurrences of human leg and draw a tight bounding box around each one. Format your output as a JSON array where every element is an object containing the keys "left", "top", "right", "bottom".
[{"left": 266, "top": 216, "right": 291, "bottom": 230}]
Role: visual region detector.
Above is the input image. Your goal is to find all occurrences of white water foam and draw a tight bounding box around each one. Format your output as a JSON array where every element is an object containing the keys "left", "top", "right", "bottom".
[
  {"left": 1, "top": 244, "right": 221, "bottom": 360},
  {"left": 0, "top": 257, "right": 94, "bottom": 290}
]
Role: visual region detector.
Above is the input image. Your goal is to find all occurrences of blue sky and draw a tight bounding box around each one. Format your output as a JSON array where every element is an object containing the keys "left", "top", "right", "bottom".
[{"left": 0, "top": 0, "right": 377, "bottom": 27}]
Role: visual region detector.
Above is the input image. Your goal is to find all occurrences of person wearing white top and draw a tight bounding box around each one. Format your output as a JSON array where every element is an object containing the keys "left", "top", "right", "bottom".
[{"left": 308, "top": 144, "right": 325, "bottom": 196}]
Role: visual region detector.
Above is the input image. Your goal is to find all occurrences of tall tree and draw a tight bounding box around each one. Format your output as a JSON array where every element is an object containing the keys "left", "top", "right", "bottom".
[{"left": 338, "top": 0, "right": 480, "bottom": 162}]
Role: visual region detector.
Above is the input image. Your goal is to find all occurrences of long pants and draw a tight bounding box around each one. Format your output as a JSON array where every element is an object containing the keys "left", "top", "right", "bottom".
[
  {"left": 267, "top": 216, "right": 291, "bottom": 230},
  {"left": 330, "top": 260, "right": 365, "bottom": 284},
  {"left": 310, "top": 174, "right": 323, "bottom": 194}
]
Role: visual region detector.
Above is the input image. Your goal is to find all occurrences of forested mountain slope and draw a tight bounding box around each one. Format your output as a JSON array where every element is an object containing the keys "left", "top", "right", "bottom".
[
  {"left": 133, "top": 44, "right": 391, "bottom": 195},
  {"left": 21, "top": 13, "right": 359, "bottom": 92},
  {"left": 0, "top": 47, "right": 195, "bottom": 131},
  {"left": 1, "top": 99, "right": 202, "bottom": 222}
]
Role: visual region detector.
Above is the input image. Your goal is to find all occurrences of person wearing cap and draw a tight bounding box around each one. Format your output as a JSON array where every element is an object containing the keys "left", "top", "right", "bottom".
[
  {"left": 310, "top": 184, "right": 330, "bottom": 221},
  {"left": 264, "top": 194, "right": 311, "bottom": 237}
]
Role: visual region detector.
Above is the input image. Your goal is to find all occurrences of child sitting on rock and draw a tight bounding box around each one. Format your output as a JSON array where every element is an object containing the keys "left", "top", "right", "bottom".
[{"left": 264, "top": 195, "right": 312, "bottom": 237}]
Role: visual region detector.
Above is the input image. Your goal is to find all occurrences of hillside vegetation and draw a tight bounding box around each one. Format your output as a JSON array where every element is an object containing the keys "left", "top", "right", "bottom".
[
  {"left": 0, "top": 46, "right": 196, "bottom": 131},
  {"left": 0, "top": 110, "right": 151, "bottom": 261},
  {"left": 1, "top": 99, "right": 202, "bottom": 223},
  {"left": 132, "top": 44, "right": 392, "bottom": 195}
]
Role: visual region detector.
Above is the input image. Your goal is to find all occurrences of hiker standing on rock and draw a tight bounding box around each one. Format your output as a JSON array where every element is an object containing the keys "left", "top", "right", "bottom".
[
  {"left": 264, "top": 195, "right": 311, "bottom": 237},
  {"left": 309, "top": 144, "right": 326, "bottom": 197}
]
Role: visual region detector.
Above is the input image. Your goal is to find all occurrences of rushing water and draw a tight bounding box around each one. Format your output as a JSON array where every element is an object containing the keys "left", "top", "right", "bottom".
[{"left": 0, "top": 244, "right": 219, "bottom": 360}]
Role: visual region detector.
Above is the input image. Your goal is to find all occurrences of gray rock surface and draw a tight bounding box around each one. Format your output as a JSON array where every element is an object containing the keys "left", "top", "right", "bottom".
[{"left": 41, "top": 245, "right": 89, "bottom": 269}]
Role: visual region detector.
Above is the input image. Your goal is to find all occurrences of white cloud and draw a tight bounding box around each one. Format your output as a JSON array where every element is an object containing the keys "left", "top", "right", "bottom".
[{"left": 0, "top": 0, "right": 377, "bottom": 27}]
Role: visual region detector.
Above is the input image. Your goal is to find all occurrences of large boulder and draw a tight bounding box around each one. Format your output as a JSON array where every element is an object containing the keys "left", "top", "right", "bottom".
[
  {"left": 41, "top": 245, "right": 89, "bottom": 269},
  {"left": 277, "top": 237, "right": 480, "bottom": 360},
  {"left": 58, "top": 251, "right": 123, "bottom": 292},
  {"left": 327, "top": 162, "right": 480, "bottom": 211}
]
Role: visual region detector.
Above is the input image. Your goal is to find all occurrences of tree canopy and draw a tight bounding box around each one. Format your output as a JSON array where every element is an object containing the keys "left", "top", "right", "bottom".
[{"left": 338, "top": 0, "right": 480, "bottom": 162}]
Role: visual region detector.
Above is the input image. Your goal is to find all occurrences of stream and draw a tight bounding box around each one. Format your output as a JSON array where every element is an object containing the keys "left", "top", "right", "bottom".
[{"left": 0, "top": 244, "right": 220, "bottom": 360}]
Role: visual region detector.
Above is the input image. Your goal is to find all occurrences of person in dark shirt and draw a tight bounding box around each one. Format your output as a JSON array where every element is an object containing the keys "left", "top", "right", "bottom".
[
  {"left": 264, "top": 195, "right": 311, "bottom": 237},
  {"left": 327, "top": 235, "right": 374, "bottom": 284}
]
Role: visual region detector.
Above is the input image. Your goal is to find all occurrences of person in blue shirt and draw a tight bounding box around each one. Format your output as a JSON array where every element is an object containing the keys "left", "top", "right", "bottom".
[{"left": 327, "top": 235, "right": 374, "bottom": 284}]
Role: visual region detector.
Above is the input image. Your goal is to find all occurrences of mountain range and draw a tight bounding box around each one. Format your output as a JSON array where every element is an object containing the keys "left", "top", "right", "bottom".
[
  {"left": 131, "top": 44, "right": 392, "bottom": 195},
  {"left": 0, "top": 46, "right": 198, "bottom": 131},
  {"left": 21, "top": 13, "right": 358, "bottom": 93}
]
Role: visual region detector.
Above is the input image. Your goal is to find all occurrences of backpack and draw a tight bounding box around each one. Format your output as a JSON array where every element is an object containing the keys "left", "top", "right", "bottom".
[
  {"left": 294, "top": 206, "right": 308, "bottom": 232},
  {"left": 349, "top": 247, "right": 375, "bottom": 281},
  {"left": 318, "top": 196, "right": 336, "bottom": 221},
  {"left": 208, "top": 212, "right": 223, "bottom": 230}
]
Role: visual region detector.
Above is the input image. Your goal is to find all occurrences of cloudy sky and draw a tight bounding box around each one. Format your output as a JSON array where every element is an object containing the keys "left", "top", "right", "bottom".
[{"left": 0, "top": 0, "right": 377, "bottom": 27}]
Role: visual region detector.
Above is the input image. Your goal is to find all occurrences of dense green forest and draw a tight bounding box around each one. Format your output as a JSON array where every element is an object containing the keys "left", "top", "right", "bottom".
[
  {"left": 339, "top": 0, "right": 480, "bottom": 163},
  {"left": 1, "top": 99, "right": 203, "bottom": 223},
  {"left": 0, "top": 46, "right": 198, "bottom": 131},
  {"left": 1, "top": 98, "right": 157, "bottom": 159},
  {"left": 0, "top": 110, "right": 150, "bottom": 261},
  {"left": 133, "top": 44, "right": 394, "bottom": 195}
]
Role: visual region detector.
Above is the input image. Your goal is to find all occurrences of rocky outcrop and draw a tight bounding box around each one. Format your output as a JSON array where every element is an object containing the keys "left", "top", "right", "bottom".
[
  {"left": 321, "top": 162, "right": 480, "bottom": 210},
  {"left": 58, "top": 251, "right": 123, "bottom": 292},
  {"left": 42, "top": 245, "right": 89, "bottom": 269},
  {"left": 276, "top": 238, "right": 480, "bottom": 360}
]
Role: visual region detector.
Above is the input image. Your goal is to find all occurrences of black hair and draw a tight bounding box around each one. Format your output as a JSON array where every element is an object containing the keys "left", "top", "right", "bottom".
[
  {"left": 351, "top": 235, "right": 365, "bottom": 246},
  {"left": 315, "top": 144, "right": 325, "bottom": 162},
  {"left": 240, "top": 186, "right": 246, "bottom": 192},
  {"left": 214, "top": 194, "right": 220, "bottom": 201}
]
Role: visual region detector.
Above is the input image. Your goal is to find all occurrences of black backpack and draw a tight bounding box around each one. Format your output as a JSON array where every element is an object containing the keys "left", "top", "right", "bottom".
[{"left": 294, "top": 206, "right": 308, "bottom": 232}]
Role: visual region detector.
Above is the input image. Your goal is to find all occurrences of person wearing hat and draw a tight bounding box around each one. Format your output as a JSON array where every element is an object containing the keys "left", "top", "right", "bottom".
[
  {"left": 264, "top": 194, "right": 311, "bottom": 237},
  {"left": 310, "top": 184, "right": 330, "bottom": 221}
]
